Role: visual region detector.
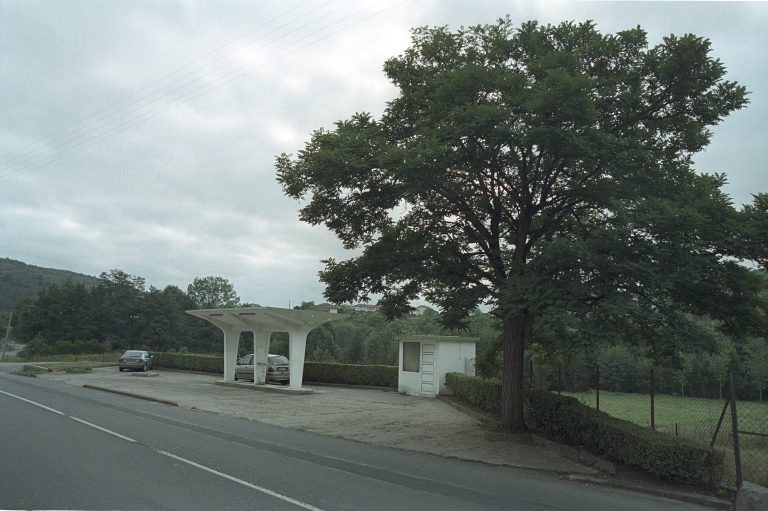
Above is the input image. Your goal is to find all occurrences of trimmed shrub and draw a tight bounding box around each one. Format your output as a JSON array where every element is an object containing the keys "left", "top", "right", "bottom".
[
  {"left": 444, "top": 373, "right": 724, "bottom": 485},
  {"left": 302, "top": 362, "right": 398, "bottom": 388},
  {"left": 445, "top": 372, "right": 502, "bottom": 415},
  {"left": 149, "top": 352, "right": 223, "bottom": 374},
  {"left": 527, "top": 390, "right": 724, "bottom": 485}
]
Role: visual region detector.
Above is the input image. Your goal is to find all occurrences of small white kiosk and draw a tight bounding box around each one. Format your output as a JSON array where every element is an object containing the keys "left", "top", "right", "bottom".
[{"left": 398, "top": 335, "right": 477, "bottom": 397}]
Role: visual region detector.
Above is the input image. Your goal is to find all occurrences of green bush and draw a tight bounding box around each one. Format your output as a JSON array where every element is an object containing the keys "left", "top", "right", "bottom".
[
  {"left": 149, "top": 352, "right": 223, "bottom": 374},
  {"left": 445, "top": 373, "right": 724, "bottom": 485},
  {"left": 302, "top": 362, "right": 397, "bottom": 388},
  {"left": 445, "top": 372, "right": 502, "bottom": 415},
  {"left": 22, "top": 336, "right": 104, "bottom": 358}
]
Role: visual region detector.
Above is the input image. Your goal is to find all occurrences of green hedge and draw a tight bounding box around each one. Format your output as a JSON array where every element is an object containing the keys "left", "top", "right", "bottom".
[
  {"left": 445, "top": 372, "right": 502, "bottom": 415},
  {"left": 302, "top": 362, "right": 398, "bottom": 388},
  {"left": 149, "top": 352, "right": 223, "bottom": 374},
  {"left": 24, "top": 338, "right": 105, "bottom": 358},
  {"left": 445, "top": 373, "right": 724, "bottom": 485},
  {"left": 147, "top": 354, "right": 397, "bottom": 387}
]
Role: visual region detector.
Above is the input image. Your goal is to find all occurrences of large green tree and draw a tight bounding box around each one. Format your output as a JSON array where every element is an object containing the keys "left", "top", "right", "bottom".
[
  {"left": 186, "top": 276, "right": 240, "bottom": 309},
  {"left": 277, "top": 19, "right": 767, "bottom": 431}
]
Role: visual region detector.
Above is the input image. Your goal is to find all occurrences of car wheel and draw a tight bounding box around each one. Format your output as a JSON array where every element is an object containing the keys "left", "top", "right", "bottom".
[
  {"left": 280, "top": 381, "right": 288, "bottom": 386},
  {"left": 119, "top": 367, "right": 124, "bottom": 372},
  {"left": 234, "top": 376, "right": 238, "bottom": 381},
  {"left": 142, "top": 363, "right": 147, "bottom": 372}
]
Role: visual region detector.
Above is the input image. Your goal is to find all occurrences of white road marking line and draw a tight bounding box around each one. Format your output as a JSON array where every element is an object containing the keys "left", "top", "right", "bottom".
[
  {"left": 69, "top": 416, "right": 137, "bottom": 443},
  {"left": 0, "top": 389, "right": 136, "bottom": 442},
  {"left": 3, "top": 389, "right": 325, "bottom": 510},
  {"left": 154, "top": 449, "right": 327, "bottom": 511},
  {"left": 0, "top": 389, "right": 66, "bottom": 415}
]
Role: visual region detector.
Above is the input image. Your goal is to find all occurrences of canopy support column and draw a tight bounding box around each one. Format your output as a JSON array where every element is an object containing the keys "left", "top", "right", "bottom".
[
  {"left": 253, "top": 330, "right": 270, "bottom": 384},
  {"left": 288, "top": 326, "right": 312, "bottom": 390},
  {"left": 222, "top": 329, "right": 240, "bottom": 382}
]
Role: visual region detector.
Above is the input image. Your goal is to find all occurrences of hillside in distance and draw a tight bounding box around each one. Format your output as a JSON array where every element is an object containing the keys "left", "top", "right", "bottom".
[{"left": 0, "top": 258, "right": 100, "bottom": 311}]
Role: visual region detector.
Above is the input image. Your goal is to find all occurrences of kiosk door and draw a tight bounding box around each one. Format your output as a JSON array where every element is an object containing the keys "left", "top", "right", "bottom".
[{"left": 421, "top": 343, "right": 435, "bottom": 395}]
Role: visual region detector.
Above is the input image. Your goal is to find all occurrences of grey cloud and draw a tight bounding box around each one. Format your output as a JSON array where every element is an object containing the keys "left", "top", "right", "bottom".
[{"left": 2, "top": 0, "right": 766, "bottom": 307}]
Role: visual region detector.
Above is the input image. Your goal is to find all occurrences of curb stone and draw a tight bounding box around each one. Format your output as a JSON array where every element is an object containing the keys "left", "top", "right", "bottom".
[
  {"left": 23, "top": 364, "right": 51, "bottom": 372},
  {"left": 215, "top": 381, "right": 313, "bottom": 395},
  {"left": 567, "top": 475, "right": 733, "bottom": 510},
  {"left": 303, "top": 381, "right": 397, "bottom": 392},
  {"left": 82, "top": 384, "right": 178, "bottom": 406}
]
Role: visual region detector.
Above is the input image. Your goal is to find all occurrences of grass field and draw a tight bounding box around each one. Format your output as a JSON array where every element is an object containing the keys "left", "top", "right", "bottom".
[{"left": 562, "top": 390, "right": 768, "bottom": 487}]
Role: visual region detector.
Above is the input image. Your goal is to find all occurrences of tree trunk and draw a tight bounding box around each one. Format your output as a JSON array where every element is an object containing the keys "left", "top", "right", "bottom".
[{"left": 500, "top": 313, "right": 526, "bottom": 432}]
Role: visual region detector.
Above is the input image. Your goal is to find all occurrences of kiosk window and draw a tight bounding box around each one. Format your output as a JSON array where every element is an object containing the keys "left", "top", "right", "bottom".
[{"left": 403, "top": 342, "right": 420, "bottom": 373}]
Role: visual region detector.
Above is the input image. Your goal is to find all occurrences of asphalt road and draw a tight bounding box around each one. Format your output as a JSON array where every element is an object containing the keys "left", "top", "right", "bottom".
[{"left": 0, "top": 365, "right": 710, "bottom": 511}]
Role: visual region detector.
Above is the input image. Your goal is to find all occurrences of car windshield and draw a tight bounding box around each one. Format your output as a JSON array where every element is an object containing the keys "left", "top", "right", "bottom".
[
  {"left": 123, "top": 351, "right": 143, "bottom": 357},
  {"left": 270, "top": 356, "right": 289, "bottom": 365}
]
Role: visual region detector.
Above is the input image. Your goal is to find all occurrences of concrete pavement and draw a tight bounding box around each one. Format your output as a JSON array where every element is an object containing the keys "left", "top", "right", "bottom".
[{"left": 37, "top": 366, "right": 592, "bottom": 474}]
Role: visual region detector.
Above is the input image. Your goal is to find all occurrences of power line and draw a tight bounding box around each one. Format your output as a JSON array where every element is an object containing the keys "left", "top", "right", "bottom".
[
  {"left": 1, "top": 0, "right": 359, "bottom": 176},
  {"left": 0, "top": 0, "right": 409, "bottom": 182},
  {"left": 0, "top": 0, "right": 351, "bottom": 175},
  {"left": 0, "top": 0, "right": 318, "bottom": 166}
]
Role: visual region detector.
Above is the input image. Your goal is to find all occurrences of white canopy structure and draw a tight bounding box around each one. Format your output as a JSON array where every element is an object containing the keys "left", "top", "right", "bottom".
[{"left": 186, "top": 306, "right": 348, "bottom": 390}]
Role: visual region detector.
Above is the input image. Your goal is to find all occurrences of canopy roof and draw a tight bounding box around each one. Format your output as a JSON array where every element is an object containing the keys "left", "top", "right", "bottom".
[{"left": 186, "top": 306, "right": 348, "bottom": 333}]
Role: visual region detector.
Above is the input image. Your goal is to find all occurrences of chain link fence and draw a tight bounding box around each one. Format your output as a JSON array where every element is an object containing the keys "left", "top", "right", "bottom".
[
  {"left": 726, "top": 377, "right": 768, "bottom": 488},
  {"left": 527, "top": 361, "right": 767, "bottom": 488}
]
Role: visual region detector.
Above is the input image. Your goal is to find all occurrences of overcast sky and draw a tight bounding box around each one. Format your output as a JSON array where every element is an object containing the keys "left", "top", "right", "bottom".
[{"left": 1, "top": 0, "right": 766, "bottom": 308}]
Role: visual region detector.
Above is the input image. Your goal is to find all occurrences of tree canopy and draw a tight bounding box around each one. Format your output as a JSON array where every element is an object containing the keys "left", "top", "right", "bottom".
[
  {"left": 187, "top": 276, "right": 240, "bottom": 309},
  {"left": 277, "top": 18, "right": 767, "bottom": 431},
  {"left": 13, "top": 271, "right": 228, "bottom": 353}
]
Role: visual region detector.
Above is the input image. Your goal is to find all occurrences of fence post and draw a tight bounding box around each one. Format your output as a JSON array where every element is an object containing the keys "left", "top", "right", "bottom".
[
  {"left": 596, "top": 364, "right": 600, "bottom": 412},
  {"left": 558, "top": 362, "right": 561, "bottom": 395},
  {"left": 650, "top": 368, "right": 655, "bottom": 430},
  {"left": 730, "top": 373, "right": 743, "bottom": 488},
  {"left": 709, "top": 397, "right": 730, "bottom": 448}
]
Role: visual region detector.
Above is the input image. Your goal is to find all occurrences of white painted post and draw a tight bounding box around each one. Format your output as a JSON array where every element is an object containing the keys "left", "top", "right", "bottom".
[
  {"left": 287, "top": 326, "right": 312, "bottom": 390},
  {"left": 222, "top": 329, "right": 240, "bottom": 382},
  {"left": 254, "top": 330, "right": 270, "bottom": 384}
]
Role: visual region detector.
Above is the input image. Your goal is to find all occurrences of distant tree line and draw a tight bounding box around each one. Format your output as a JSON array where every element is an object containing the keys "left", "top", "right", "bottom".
[
  {"left": 8, "top": 270, "right": 495, "bottom": 361},
  {"left": 9, "top": 268, "right": 766, "bottom": 401},
  {"left": 275, "top": 301, "right": 496, "bottom": 365},
  {"left": 12, "top": 271, "right": 236, "bottom": 356}
]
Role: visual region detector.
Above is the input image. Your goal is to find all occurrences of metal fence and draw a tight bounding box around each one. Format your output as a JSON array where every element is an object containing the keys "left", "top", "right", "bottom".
[
  {"left": 528, "top": 362, "right": 767, "bottom": 488},
  {"left": 724, "top": 375, "right": 768, "bottom": 488}
]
